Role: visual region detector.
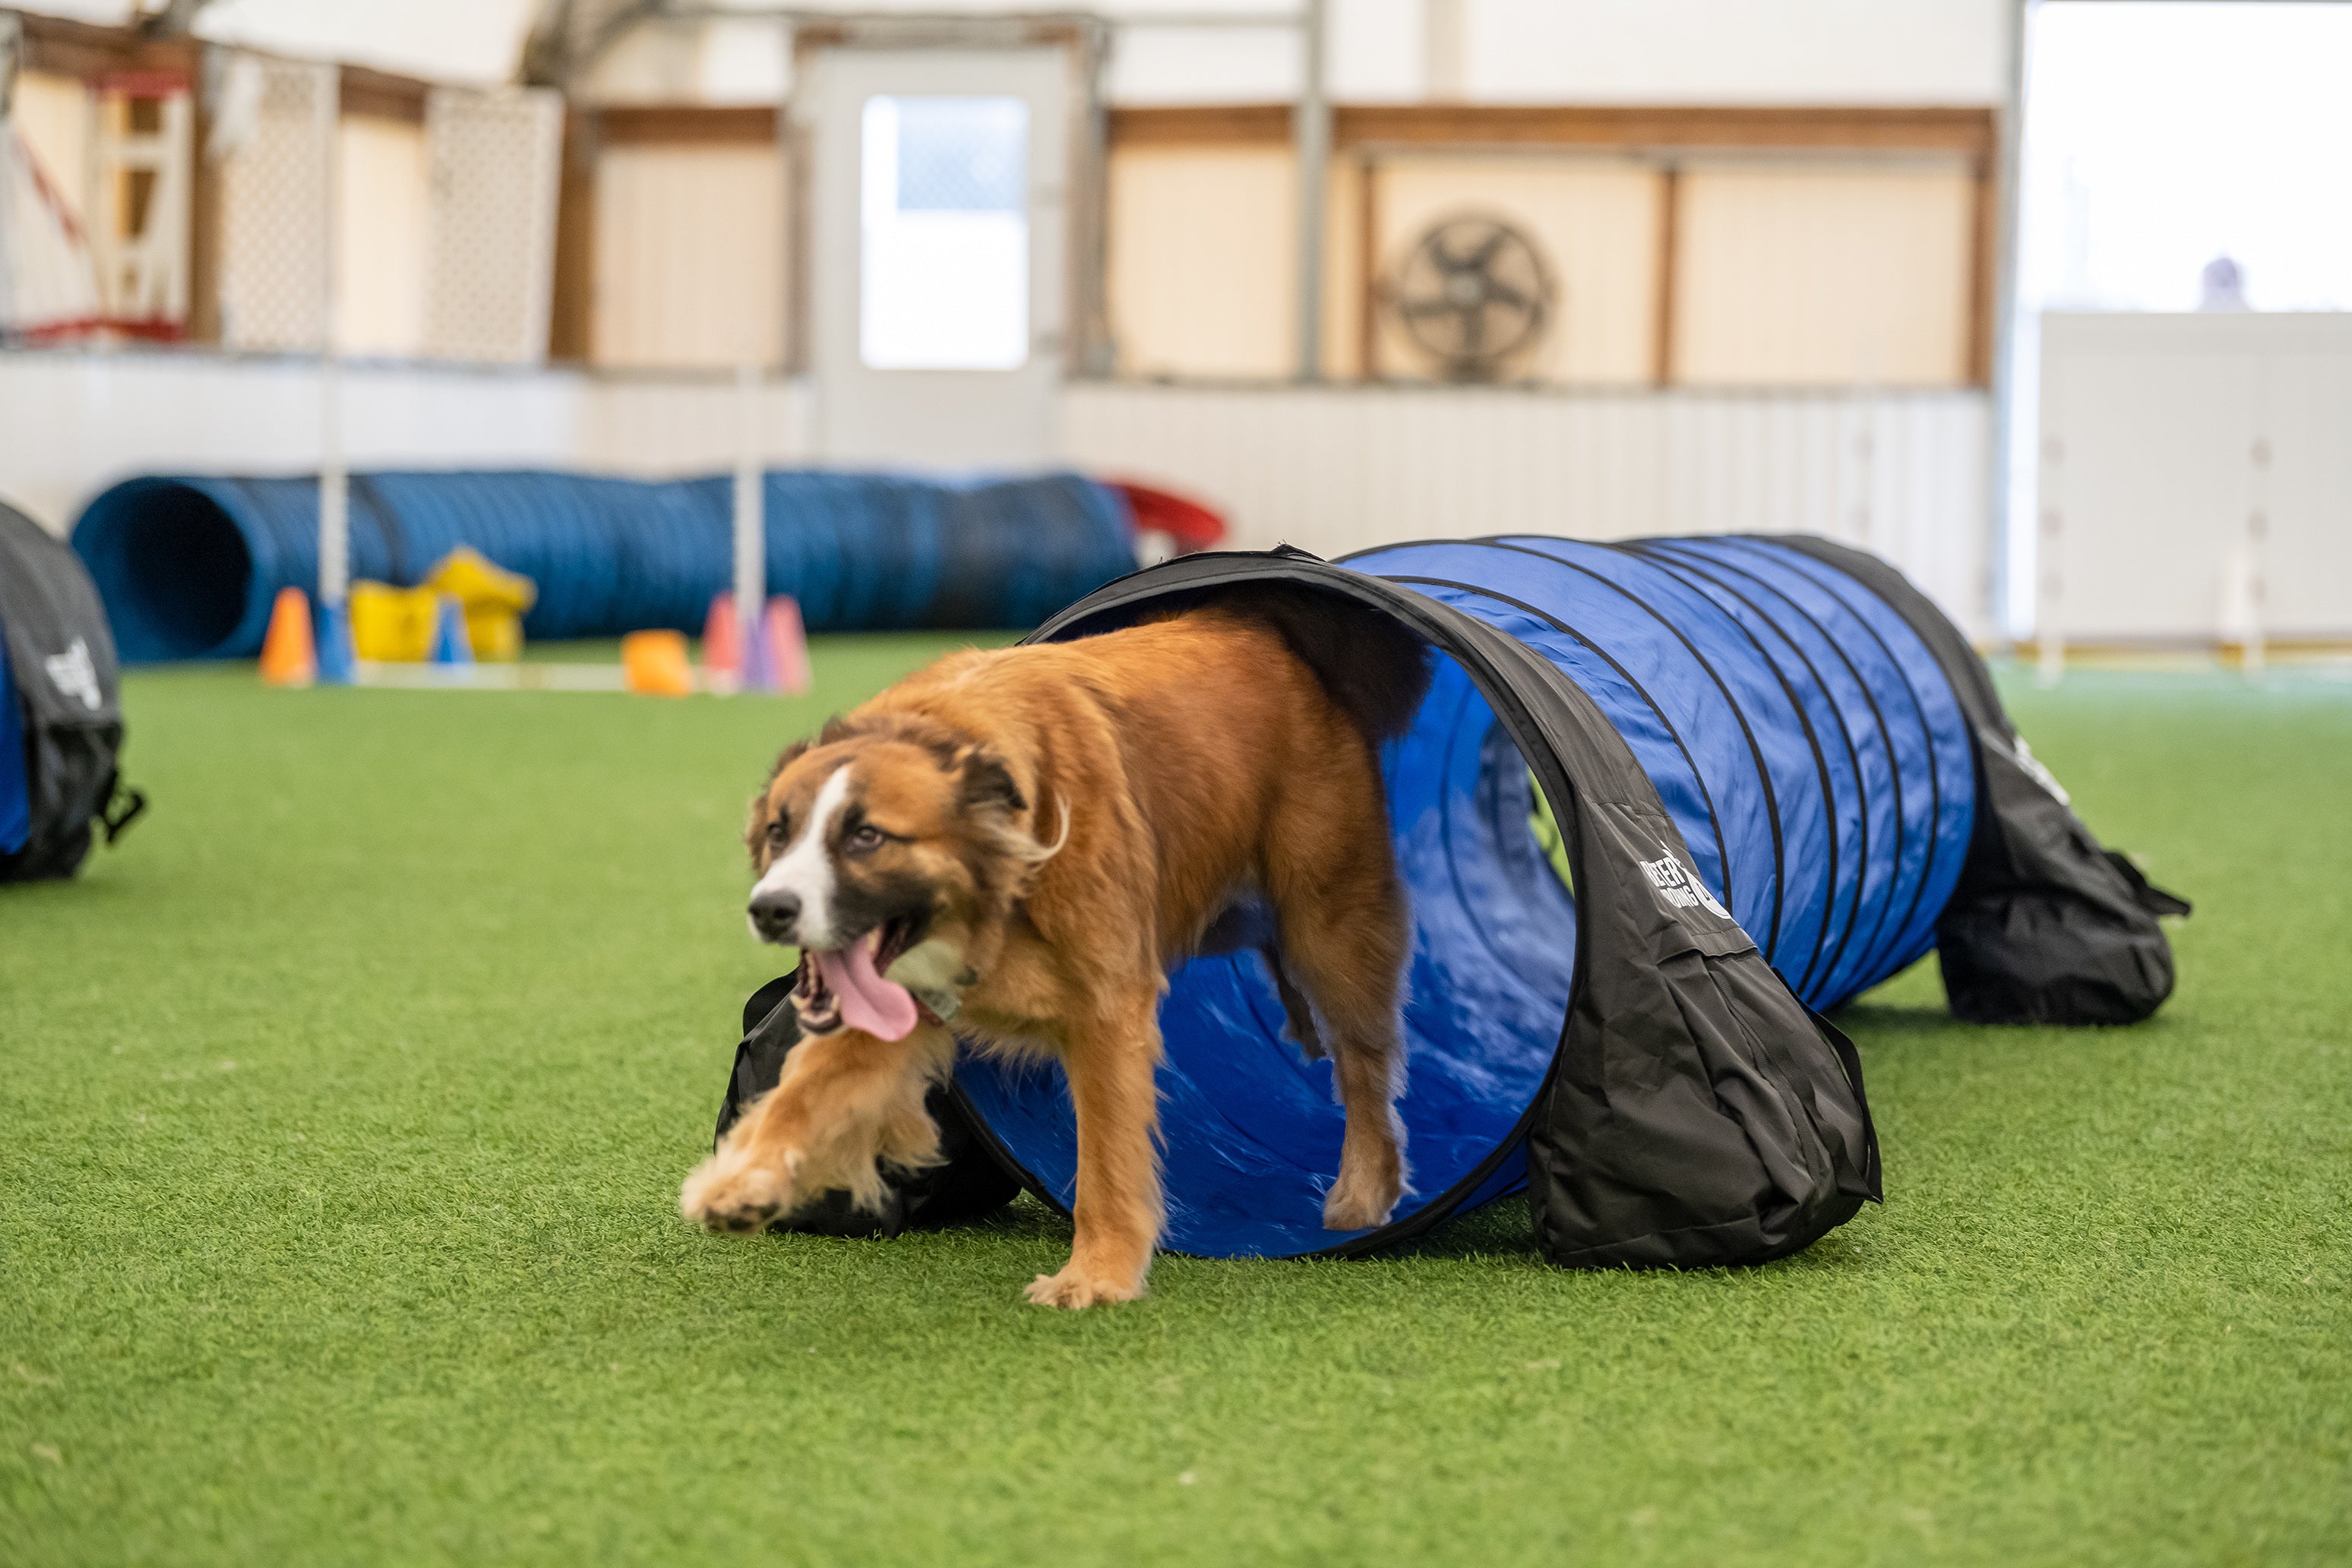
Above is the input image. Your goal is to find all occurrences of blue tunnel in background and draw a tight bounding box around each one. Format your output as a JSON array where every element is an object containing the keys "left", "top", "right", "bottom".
[
  {"left": 955, "top": 536, "right": 1977, "bottom": 1260},
  {"left": 70, "top": 469, "right": 1140, "bottom": 662}
]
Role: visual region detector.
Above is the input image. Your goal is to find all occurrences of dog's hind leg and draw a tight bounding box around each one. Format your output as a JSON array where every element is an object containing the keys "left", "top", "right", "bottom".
[
  {"left": 1025, "top": 988, "right": 1165, "bottom": 1308},
  {"left": 1266, "top": 777, "right": 1412, "bottom": 1233},
  {"left": 1259, "top": 941, "right": 1327, "bottom": 1060},
  {"left": 1197, "top": 896, "right": 1324, "bottom": 1057}
]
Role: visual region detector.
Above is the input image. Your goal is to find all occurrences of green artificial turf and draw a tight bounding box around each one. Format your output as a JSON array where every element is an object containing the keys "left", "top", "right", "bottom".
[{"left": 2, "top": 643, "right": 2347, "bottom": 1566}]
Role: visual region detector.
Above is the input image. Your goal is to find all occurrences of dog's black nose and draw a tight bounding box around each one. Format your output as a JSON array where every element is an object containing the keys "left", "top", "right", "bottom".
[{"left": 748, "top": 888, "right": 800, "bottom": 941}]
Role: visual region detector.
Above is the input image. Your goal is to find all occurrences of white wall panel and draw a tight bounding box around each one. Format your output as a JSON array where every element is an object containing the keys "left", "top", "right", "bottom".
[
  {"left": 1465, "top": 0, "right": 2008, "bottom": 106},
  {"left": 1061, "top": 381, "right": 1991, "bottom": 635},
  {"left": 579, "top": 375, "right": 814, "bottom": 476},
  {"left": 2039, "top": 312, "right": 2352, "bottom": 643},
  {"left": 1103, "top": 26, "right": 1304, "bottom": 106}
]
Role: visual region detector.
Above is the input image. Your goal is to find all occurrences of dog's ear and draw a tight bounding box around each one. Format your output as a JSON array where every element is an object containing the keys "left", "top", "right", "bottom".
[
  {"left": 765, "top": 737, "right": 813, "bottom": 787},
  {"left": 956, "top": 746, "right": 1027, "bottom": 815}
]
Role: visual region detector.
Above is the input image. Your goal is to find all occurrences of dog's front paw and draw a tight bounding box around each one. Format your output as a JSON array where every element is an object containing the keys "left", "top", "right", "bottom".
[
  {"left": 1321, "top": 1168, "right": 1402, "bottom": 1232},
  {"left": 1023, "top": 1263, "right": 1146, "bottom": 1310},
  {"left": 679, "top": 1145, "right": 800, "bottom": 1234}
]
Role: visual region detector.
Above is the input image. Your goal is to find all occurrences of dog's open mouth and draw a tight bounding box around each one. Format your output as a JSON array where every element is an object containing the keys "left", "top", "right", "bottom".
[{"left": 792, "top": 918, "right": 921, "bottom": 1040}]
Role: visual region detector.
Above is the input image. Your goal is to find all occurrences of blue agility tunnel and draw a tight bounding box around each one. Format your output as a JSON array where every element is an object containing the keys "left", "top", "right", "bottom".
[
  {"left": 930, "top": 538, "right": 2186, "bottom": 1269},
  {"left": 70, "top": 469, "right": 1139, "bottom": 662}
]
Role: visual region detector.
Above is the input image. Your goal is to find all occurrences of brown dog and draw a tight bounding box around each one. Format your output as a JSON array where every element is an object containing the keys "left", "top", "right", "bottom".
[{"left": 678, "top": 586, "right": 1430, "bottom": 1307}]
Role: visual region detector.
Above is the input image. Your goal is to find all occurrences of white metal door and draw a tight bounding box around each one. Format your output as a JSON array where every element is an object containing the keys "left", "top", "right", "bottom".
[{"left": 803, "top": 47, "right": 1068, "bottom": 467}]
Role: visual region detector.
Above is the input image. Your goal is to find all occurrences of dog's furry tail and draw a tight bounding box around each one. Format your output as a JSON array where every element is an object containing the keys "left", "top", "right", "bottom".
[{"left": 1184, "top": 582, "right": 1434, "bottom": 748}]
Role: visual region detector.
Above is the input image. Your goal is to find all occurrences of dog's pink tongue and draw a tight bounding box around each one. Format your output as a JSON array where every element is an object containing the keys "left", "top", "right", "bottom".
[{"left": 811, "top": 936, "right": 918, "bottom": 1041}]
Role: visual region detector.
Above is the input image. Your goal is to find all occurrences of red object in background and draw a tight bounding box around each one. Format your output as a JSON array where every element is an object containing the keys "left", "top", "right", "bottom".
[
  {"left": 764, "top": 596, "right": 813, "bottom": 696},
  {"left": 1108, "top": 480, "right": 1226, "bottom": 555},
  {"left": 701, "top": 592, "right": 741, "bottom": 677}
]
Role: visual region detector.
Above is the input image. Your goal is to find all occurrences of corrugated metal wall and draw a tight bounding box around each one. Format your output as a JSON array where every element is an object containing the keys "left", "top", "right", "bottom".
[
  {"left": 1060, "top": 381, "right": 1992, "bottom": 636},
  {"left": 0, "top": 347, "right": 1994, "bottom": 641}
]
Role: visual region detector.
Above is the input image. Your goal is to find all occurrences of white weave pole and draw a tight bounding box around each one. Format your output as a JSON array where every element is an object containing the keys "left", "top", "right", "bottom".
[
  {"left": 318, "top": 87, "right": 347, "bottom": 620},
  {"left": 319, "top": 352, "right": 348, "bottom": 609},
  {"left": 732, "top": 360, "right": 765, "bottom": 676},
  {"left": 2244, "top": 435, "right": 2270, "bottom": 678}
]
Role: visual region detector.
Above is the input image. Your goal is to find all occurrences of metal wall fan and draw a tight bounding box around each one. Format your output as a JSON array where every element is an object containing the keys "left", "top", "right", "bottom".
[{"left": 1383, "top": 215, "right": 1556, "bottom": 382}]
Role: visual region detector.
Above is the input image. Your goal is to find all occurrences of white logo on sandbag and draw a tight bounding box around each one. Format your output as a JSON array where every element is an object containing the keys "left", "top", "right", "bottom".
[
  {"left": 2009, "top": 735, "right": 2070, "bottom": 805},
  {"left": 43, "top": 639, "right": 103, "bottom": 711},
  {"left": 1641, "top": 851, "right": 1730, "bottom": 918}
]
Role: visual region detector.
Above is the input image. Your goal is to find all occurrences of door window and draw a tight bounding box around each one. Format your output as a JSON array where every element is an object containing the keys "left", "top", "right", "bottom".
[{"left": 858, "top": 94, "right": 1029, "bottom": 370}]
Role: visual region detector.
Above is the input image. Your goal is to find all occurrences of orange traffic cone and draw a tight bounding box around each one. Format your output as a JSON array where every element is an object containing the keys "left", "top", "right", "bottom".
[
  {"left": 621, "top": 630, "right": 694, "bottom": 697},
  {"left": 259, "top": 587, "right": 318, "bottom": 687},
  {"left": 764, "top": 596, "right": 812, "bottom": 696}
]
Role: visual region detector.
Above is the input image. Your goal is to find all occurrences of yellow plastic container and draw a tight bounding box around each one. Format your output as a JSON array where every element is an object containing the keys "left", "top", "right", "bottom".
[
  {"left": 424, "top": 547, "right": 536, "bottom": 663},
  {"left": 347, "top": 548, "right": 539, "bottom": 663},
  {"left": 347, "top": 581, "right": 441, "bottom": 662}
]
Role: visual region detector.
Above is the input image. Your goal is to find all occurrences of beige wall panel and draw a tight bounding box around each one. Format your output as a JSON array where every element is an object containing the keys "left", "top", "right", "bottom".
[
  {"left": 1108, "top": 144, "right": 1295, "bottom": 381},
  {"left": 336, "top": 116, "right": 430, "bottom": 356},
  {"left": 11, "top": 72, "right": 90, "bottom": 226},
  {"left": 1674, "top": 162, "right": 1973, "bottom": 387},
  {"left": 1320, "top": 155, "right": 1364, "bottom": 381},
  {"left": 1370, "top": 157, "right": 1660, "bottom": 384},
  {"left": 591, "top": 143, "right": 784, "bottom": 370}
]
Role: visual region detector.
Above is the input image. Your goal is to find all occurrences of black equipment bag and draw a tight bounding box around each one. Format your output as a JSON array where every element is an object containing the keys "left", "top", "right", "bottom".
[
  {"left": 0, "top": 498, "right": 144, "bottom": 883},
  {"left": 1776, "top": 537, "right": 2189, "bottom": 1026},
  {"left": 715, "top": 970, "right": 1023, "bottom": 1237}
]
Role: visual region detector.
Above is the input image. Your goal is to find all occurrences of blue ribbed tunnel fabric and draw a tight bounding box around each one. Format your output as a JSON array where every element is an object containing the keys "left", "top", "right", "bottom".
[
  {"left": 954, "top": 536, "right": 1976, "bottom": 1260},
  {"left": 70, "top": 470, "right": 1138, "bottom": 661}
]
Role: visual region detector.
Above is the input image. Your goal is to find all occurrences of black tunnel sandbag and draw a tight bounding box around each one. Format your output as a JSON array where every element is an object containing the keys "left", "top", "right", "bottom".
[
  {"left": 950, "top": 546, "right": 1884, "bottom": 1271},
  {"left": 70, "top": 470, "right": 1140, "bottom": 662},
  {"left": 1772, "top": 536, "right": 2189, "bottom": 1026},
  {"left": 714, "top": 973, "right": 1023, "bottom": 1238},
  {"left": 0, "top": 498, "right": 134, "bottom": 883}
]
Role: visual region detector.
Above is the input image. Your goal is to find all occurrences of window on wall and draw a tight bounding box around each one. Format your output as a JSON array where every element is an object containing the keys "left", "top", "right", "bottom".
[
  {"left": 2023, "top": 2, "right": 2352, "bottom": 311},
  {"left": 858, "top": 94, "right": 1029, "bottom": 370}
]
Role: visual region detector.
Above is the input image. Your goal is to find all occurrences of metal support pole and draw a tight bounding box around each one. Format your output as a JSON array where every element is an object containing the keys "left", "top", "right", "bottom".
[
  {"left": 317, "top": 58, "right": 347, "bottom": 615},
  {"left": 318, "top": 356, "right": 348, "bottom": 607},
  {"left": 1990, "top": 0, "right": 2031, "bottom": 642},
  {"left": 734, "top": 361, "right": 767, "bottom": 634},
  {"left": 1293, "top": 0, "right": 1329, "bottom": 381}
]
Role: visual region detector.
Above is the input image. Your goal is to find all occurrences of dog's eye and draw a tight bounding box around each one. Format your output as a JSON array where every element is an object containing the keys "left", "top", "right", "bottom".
[
  {"left": 766, "top": 816, "right": 789, "bottom": 845},
  {"left": 846, "top": 824, "right": 885, "bottom": 853}
]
